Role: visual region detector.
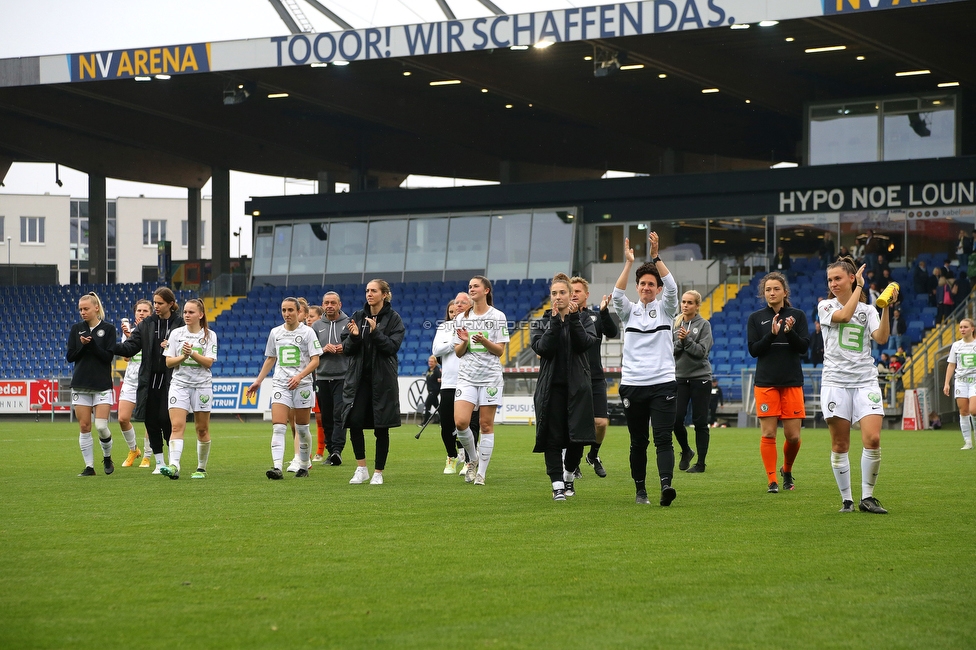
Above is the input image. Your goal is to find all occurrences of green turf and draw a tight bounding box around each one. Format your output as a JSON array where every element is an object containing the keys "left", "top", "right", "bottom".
[{"left": 0, "top": 420, "right": 972, "bottom": 649}]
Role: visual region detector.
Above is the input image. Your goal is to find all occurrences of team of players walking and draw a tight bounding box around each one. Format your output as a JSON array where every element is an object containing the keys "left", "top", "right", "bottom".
[{"left": 67, "top": 232, "right": 909, "bottom": 513}]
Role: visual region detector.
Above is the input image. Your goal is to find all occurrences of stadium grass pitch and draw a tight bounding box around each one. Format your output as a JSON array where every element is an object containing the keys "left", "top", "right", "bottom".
[{"left": 0, "top": 419, "right": 972, "bottom": 649}]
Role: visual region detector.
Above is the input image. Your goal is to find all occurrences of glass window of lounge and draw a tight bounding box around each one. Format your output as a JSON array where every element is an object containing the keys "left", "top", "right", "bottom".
[
  {"left": 365, "top": 218, "right": 408, "bottom": 273},
  {"left": 528, "top": 211, "right": 575, "bottom": 279},
  {"left": 486, "top": 212, "right": 531, "bottom": 279},
  {"left": 883, "top": 96, "right": 956, "bottom": 162},
  {"left": 597, "top": 224, "right": 649, "bottom": 263},
  {"left": 271, "top": 224, "right": 292, "bottom": 275},
  {"left": 288, "top": 222, "right": 329, "bottom": 275},
  {"left": 325, "top": 221, "right": 368, "bottom": 274},
  {"left": 406, "top": 217, "right": 448, "bottom": 271},
  {"left": 253, "top": 225, "right": 274, "bottom": 276},
  {"left": 446, "top": 215, "right": 490, "bottom": 270},
  {"left": 808, "top": 102, "right": 879, "bottom": 166}
]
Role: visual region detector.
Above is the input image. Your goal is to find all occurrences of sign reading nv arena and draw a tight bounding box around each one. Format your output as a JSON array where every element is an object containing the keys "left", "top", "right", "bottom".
[{"left": 779, "top": 181, "right": 976, "bottom": 214}]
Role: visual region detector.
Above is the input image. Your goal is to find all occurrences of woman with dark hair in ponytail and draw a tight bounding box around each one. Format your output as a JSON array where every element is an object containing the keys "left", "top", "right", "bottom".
[
  {"left": 819, "top": 256, "right": 895, "bottom": 514},
  {"left": 67, "top": 292, "right": 118, "bottom": 476},
  {"left": 531, "top": 273, "right": 598, "bottom": 500},
  {"left": 113, "top": 286, "right": 184, "bottom": 474},
  {"left": 747, "top": 272, "right": 809, "bottom": 494},
  {"left": 341, "top": 279, "right": 405, "bottom": 485},
  {"left": 160, "top": 299, "right": 218, "bottom": 480}
]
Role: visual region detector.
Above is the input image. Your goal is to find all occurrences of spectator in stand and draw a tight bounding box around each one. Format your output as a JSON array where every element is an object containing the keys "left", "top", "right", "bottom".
[
  {"left": 773, "top": 246, "right": 792, "bottom": 278},
  {"left": 912, "top": 260, "right": 929, "bottom": 296},
  {"left": 818, "top": 232, "right": 835, "bottom": 270},
  {"left": 941, "top": 259, "right": 955, "bottom": 280},
  {"left": 958, "top": 230, "right": 973, "bottom": 267},
  {"left": 838, "top": 245, "right": 851, "bottom": 260},
  {"left": 890, "top": 308, "right": 907, "bottom": 353},
  {"left": 878, "top": 268, "right": 894, "bottom": 292},
  {"left": 861, "top": 230, "right": 882, "bottom": 257},
  {"left": 868, "top": 282, "right": 881, "bottom": 307},
  {"left": 954, "top": 273, "right": 971, "bottom": 303},
  {"left": 928, "top": 267, "right": 942, "bottom": 306},
  {"left": 808, "top": 321, "right": 825, "bottom": 366},
  {"left": 937, "top": 277, "right": 955, "bottom": 324},
  {"left": 868, "top": 253, "right": 889, "bottom": 279},
  {"left": 708, "top": 378, "right": 724, "bottom": 428}
]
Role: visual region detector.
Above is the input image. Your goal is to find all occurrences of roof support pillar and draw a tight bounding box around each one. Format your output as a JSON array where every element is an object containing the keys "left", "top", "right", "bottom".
[
  {"left": 87, "top": 173, "right": 107, "bottom": 284},
  {"left": 317, "top": 171, "right": 336, "bottom": 194},
  {"left": 187, "top": 187, "right": 202, "bottom": 261},
  {"left": 211, "top": 167, "right": 231, "bottom": 283}
]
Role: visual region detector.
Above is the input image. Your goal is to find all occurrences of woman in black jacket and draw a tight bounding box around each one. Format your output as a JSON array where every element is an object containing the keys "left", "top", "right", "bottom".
[
  {"left": 531, "top": 273, "right": 599, "bottom": 501},
  {"left": 67, "top": 292, "right": 118, "bottom": 476},
  {"left": 113, "top": 287, "right": 184, "bottom": 473},
  {"left": 341, "top": 279, "right": 405, "bottom": 486}
]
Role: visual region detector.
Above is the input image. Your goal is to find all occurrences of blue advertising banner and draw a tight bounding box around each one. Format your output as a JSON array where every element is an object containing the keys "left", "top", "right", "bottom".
[
  {"left": 68, "top": 42, "right": 211, "bottom": 82},
  {"left": 824, "top": 0, "right": 968, "bottom": 16}
]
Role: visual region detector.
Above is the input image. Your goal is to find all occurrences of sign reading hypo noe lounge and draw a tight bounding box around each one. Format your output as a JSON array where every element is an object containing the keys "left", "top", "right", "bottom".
[{"left": 778, "top": 181, "right": 976, "bottom": 214}]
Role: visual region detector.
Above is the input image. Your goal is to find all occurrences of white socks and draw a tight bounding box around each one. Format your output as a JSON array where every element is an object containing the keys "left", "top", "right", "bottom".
[
  {"left": 456, "top": 427, "right": 477, "bottom": 464},
  {"left": 79, "top": 433, "right": 94, "bottom": 467},
  {"left": 478, "top": 434, "right": 494, "bottom": 477},
  {"left": 170, "top": 438, "right": 184, "bottom": 470},
  {"left": 961, "top": 415, "right": 973, "bottom": 445},
  {"left": 831, "top": 451, "right": 852, "bottom": 502},
  {"left": 197, "top": 440, "right": 211, "bottom": 471},
  {"left": 94, "top": 418, "right": 112, "bottom": 457},
  {"left": 861, "top": 448, "right": 881, "bottom": 499},
  {"left": 144, "top": 435, "right": 151, "bottom": 455},
  {"left": 271, "top": 423, "right": 286, "bottom": 470},
  {"left": 552, "top": 480, "right": 565, "bottom": 490},
  {"left": 297, "top": 424, "right": 312, "bottom": 468},
  {"left": 120, "top": 427, "right": 137, "bottom": 451}
]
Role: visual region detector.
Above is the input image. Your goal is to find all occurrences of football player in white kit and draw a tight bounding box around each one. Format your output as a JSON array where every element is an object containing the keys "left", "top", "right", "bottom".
[
  {"left": 118, "top": 299, "right": 153, "bottom": 468},
  {"left": 453, "top": 276, "right": 509, "bottom": 485},
  {"left": 943, "top": 317, "right": 976, "bottom": 450},
  {"left": 247, "top": 298, "right": 322, "bottom": 480},
  {"left": 160, "top": 299, "right": 218, "bottom": 480},
  {"left": 819, "top": 256, "right": 894, "bottom": 514}
]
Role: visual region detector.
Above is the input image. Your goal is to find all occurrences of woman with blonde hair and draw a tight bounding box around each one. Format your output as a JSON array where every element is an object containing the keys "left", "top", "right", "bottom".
[
  {"left": 67, "top": 292, "right": 118, "bottom": 476},
  {"left": 943, "top": 317, "right": 976, "bottom": 450},
  {"left": 672, "top": 289, "right": 713, "bottom": 474}
]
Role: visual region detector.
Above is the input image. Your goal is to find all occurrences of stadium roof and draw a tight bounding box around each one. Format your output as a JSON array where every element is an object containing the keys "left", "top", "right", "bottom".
[{"left": 0, "top": 0, "right": 973, "bottom": 189}]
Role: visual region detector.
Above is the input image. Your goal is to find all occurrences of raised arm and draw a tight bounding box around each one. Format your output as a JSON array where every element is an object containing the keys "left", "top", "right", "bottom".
[{"left": 614, "top": 237, "right": 635, "bottom": 291}]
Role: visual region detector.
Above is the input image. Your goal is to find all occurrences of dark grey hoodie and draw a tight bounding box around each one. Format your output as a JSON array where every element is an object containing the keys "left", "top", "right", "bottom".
[
  {"left": 313, "top": 310, "right": 350, "bottom": 380},
  {"left": 672, "top": 313, "right": 713, "bottom": 380}
]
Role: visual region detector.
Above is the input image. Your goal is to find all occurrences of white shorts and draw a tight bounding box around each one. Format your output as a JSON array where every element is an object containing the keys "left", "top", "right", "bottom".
[
  {"left": 455, "top": 385, "right": 503, "bottom": 409},
  {"left": 821, "top": 384, "right": 885, "bottom": 423},
  {"left": 72, "top": 389, "right": 115, "bottom": 408},
  {"left": 954, "top": 376, "right": 976, "bottom": 399},
  {"left": 118, "top": 382, "right": 138, "bottom": 404},
  {"left": 271, "top": 385, "right": 315, "bottom": 410},
  {"left": 168, "top": 384, "right": 213, "bottom": 413}
]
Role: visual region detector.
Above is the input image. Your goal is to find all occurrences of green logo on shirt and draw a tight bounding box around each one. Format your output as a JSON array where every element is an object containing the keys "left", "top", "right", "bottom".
[
  {"left": 278, "top": 345, "right": 301, "bottom": 367},
  {"left": 837, "top": 324, "right": 865, "bottom": 352},
  {"left": 183, "top": 346, "right": 203, "bottom": 366},
  {"left": 959, "top": 353, "right": 976, "bottom": 369}
]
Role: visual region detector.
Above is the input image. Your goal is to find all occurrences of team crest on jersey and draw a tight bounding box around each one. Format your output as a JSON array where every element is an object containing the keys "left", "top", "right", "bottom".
[
  {"left": 71, "top": 393, "right": 78, "bottom": 400},
  {"left": 96, "top": 329, "right": 105, "bottom": 337},
  {"left": 760, "top": 403, "right": 769, "bottom": 412},
  {"left": 855, "top": 312, "right": 867, "bottom": 324},
  {"left": 622, "top": 398, "right": 630, "bottom": 408},
  {"left": 590, "top": 314, "right": 598, "bottom": 322},
  {"left": 170, "top": 397, "right": 177, "bottom": 404},
  {"left": 486, "top": 387, "right": 498, "bottom": 397},
  {"left": 274, "top": 392, "right": 282, "bottom": 400},
  {"left": 300, "top": 390, "right": 311, "bottom": 399},
  {"left": 456, "top": 389, "right": 462, "bottom": 398},
  {"left": 828, "top": 401, "right": 836, "bottom": 412},
  {"left": 649, "top": 310, "right": 657, "bottom": 318},
  {"left": 296, "top": 336, "right": 303, "bottom": 343},
  {"left": 692, "top": 328, "right": 698, "bottom": 334},
  {"left": 199, "top": 395, "right": 210, "bottom": 404},
  {"left": 868, "top": 392, "right": 881, "bottom": 403}
]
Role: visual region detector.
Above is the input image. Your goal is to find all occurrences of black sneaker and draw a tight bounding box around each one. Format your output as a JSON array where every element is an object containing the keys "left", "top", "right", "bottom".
[
  {"left": 553, "top": 488, "right": 567, "bottom": 501},
  {"left": 78, "top": 466, "right": 96, "bottom": 477},
  {"left": 686, "top": 464, "right": 705, "bottom": 473},
  {"left": 767, "top": 481, "right": 779, "bottom": 494},
  {"left": 103, "top": 456, "right": 115, "bottom": 475},
  {"left": 564, "top": 481, "right": 575, "bottom": 497},
  {"left": 635, "top": 490, "right": 650, "bottom": 505},
  {"left": 586, "top": 454, "right": 607, "bottom": 478},
  {"left": 573, "top": 466, "right": 582, "bottom": 480},
  {"left": 295, "top": 468, "right": 309, "bottom": 478},
  {"left": 266, "top": 468, "right": 284, "bottom": 480},
  {"left": 678, "top": 449, "right": 696, "bottom": 471},
  {"left": 322, "top": 455, "right": 334, "bottom": 466},
  {"left": 780, "top": 468, "right": 794, "bottom": 490},
  {"left": 328, "top": 453, "right": 342, "bottom": 466},
  {"left": 858, "top": 496, "right": 888, "bottom": 514},
  {"left": 660, "top": 485, "right": 677, "bottom": 507},
  {"left": 839, "top": 500, "right": 856, "bottom": 513}
]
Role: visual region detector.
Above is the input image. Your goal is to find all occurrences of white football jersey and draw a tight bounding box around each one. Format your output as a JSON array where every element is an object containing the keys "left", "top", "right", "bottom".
[
  {"left": 264, "top": 323, "right": 322, "bottom": 389},
  {"left": 166, "top": 326, "right": 218, "bottom": 389},
  {"left": 121, "top": 331, "right": 142, "bottom": 389},
  {"left": 818, "top": 298, "right": 879, "bottom": 388},
  {"left": 454, "top": 306, "right": 509, "bottom": 387},
  {"left": 948, "top": 339, "right": 976, "bottom": 380}
]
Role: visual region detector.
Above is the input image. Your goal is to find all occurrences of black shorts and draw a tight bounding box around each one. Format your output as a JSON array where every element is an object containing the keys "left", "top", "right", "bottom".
[{"left": 591, "top": 379, "right": 609, "bottom": 419}]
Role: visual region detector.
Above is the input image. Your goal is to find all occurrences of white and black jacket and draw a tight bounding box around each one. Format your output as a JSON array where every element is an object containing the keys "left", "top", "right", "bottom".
[{"left": 612, "top": 273, "right": 679, "bottom": 387}]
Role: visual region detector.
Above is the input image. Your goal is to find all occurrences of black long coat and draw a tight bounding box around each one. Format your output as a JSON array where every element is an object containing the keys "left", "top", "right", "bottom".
[
  {"left": 112, "top": 312, "right": 184, "bottom": 422},
  {"left": 531, "top": 311, "right": 599, "bottom": 452},
  {"left": 340, "top": 301, "right": 404, "bottom": 429}
]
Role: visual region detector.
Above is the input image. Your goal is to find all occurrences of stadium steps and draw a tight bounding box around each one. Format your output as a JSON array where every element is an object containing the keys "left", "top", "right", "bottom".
[
  {"left": 507, "top": 300, "right": 550, "bottom": 366},
  {"left": 701, "top": 282, "right": 745, "bottom": 319},
  {"left": 203, "top": 296, "right": 242, "bottom": 322}
]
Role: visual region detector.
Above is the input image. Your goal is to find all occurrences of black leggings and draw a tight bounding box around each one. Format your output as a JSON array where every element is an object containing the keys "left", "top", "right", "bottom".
[
  {"left": 542, "top": 383, "right": 584, "bottom": 484},
  {"left": 619, "top": 382, "right": 677, "bottom": 488},
  {"left": 439, "top": 388, "right": 480, "bottom": 457},
  {"left": 350, "top": 428, "right": 390, "bottom": 470},
  {"left": 145, "top": 385, "right": 172, "bottom": 455},
  {"left": 673, "top": 377, "right": 711, "bottom": 466}
]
